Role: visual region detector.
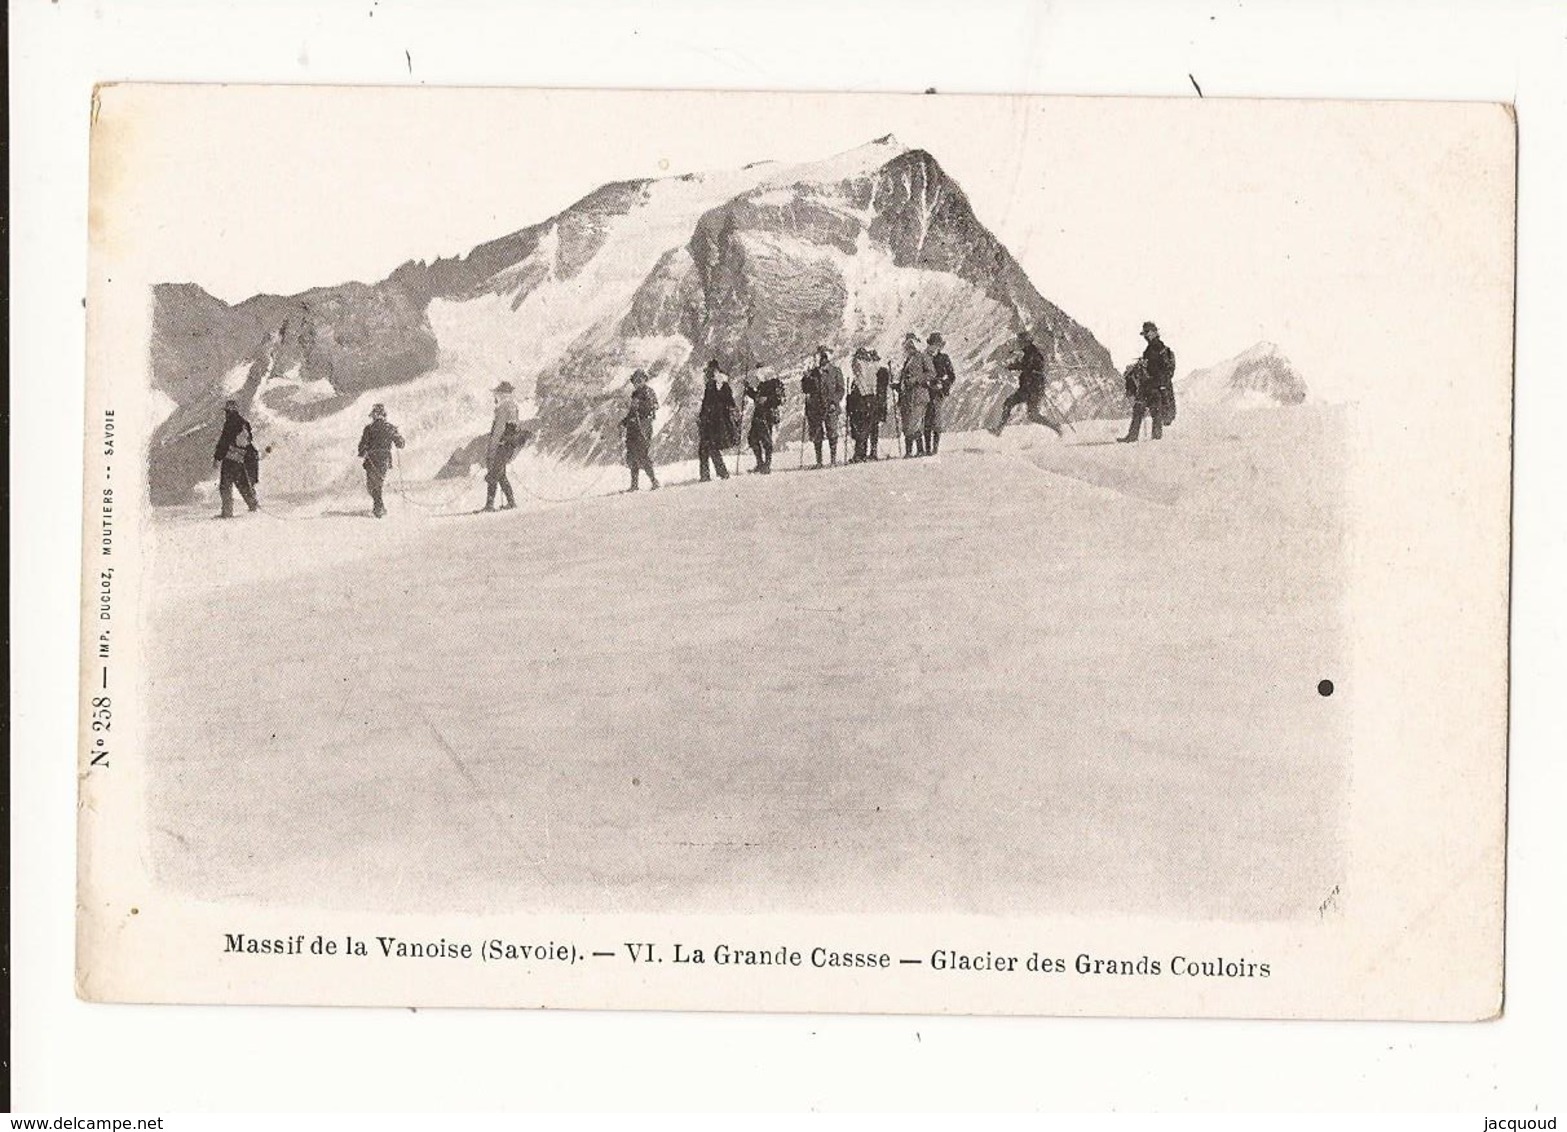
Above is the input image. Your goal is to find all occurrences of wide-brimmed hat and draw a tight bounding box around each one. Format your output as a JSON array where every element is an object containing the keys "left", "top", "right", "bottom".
[
  {"left": 927, "top": 333, "right": 946, "bottom": 347},
  {"left": 370, "top": 403, "right": 387, "bottom": 418},
  {"left": 493, "top": 381, "right": 516, "bottom": 394},
  {"left": 629, "top": 369, "right": 649, "bottom": 385},
  {"left": 1141, "top": 321, "right": 1159, "bottom": 336}
]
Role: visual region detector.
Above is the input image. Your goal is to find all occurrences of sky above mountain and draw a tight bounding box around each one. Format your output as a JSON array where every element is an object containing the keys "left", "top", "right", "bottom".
[{"left": 107, "top": 88, "right": 1513, "bottom": 403}]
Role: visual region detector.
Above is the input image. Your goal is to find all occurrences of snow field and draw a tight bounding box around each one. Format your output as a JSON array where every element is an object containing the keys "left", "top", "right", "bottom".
[{"left": 144, "top": 406, "right": 1346, "bottom": 919}]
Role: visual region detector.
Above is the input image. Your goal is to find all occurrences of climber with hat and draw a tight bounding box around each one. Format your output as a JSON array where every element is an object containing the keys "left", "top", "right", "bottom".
[
  {"left": 1119, "top": 320, "right": 1177, "bottom": 442},
  {"left": 924, "top": 332, "right": 957, "bottom": 456},
  {"left": 356, "top": 402, "right": 406, "bottom": 518},
  {"left": 742, "top": 361, "right": 785, "bottom": 474},
  {"left": 697, "top": 359, "right": 738, "bottom": 482},
  {"left": 483, "top": 380, "right": 525, "bottom": 510},
  {"left": 212, "top": 397, "right": 261, "bottom": 518},
  {"left": 801, "top": 345, "right": 845, "bottom": 468},
  {"left": 847, "top": 346, "right": 881, "bottom": 463},
  {"left": 619, "top": 369, "right": 660, "bottom": 492},
  {"left": 896, "top": 333, "right": 934, "bottom": 457},
  {"left": 991, "top": 328, "right": 1063, "bottom": 438}
]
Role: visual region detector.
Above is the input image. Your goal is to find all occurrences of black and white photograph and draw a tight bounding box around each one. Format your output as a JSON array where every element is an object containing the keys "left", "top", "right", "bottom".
[{"left": 75, "top": 85, "right": 1512, "bottom": 1018}]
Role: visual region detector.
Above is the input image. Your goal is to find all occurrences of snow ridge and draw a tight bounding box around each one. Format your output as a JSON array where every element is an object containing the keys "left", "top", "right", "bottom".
[{"left": 1180, "top": 341, "right": 1308, "bottom": 408}]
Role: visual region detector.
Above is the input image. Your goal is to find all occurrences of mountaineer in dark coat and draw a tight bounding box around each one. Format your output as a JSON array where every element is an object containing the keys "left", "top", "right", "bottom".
[
  {"left": 896, "top": 334, "right": 933, "bottom": 457},
  {"left": 697, "top": 360, "right": 737, "bottom": 482},
  {"left": 742, "top": 364, "right": 785, "bottom": 474},
  {"left": 620, "top": 369, "right": 660, "bottom": 491},
  {"left": 356, "top": 403, "right": 405, "bottom": 518},
  {"left": 801, "top": 346, "right": 846, "bottom": 467},
  {"left": 992, "top": 329, "right": 1063, "bottom": 436},
  {"left": 212, "top": 399, "right": 260, "bottom": 518},
  {"left": 924, "top": 332, "right": 957, "bottom": 455},
  {"left": 1120, "top": 321, "right": 1177, "bottom": 442}
]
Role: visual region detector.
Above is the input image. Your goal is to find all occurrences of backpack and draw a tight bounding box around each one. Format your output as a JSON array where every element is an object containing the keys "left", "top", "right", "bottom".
[
  {"left": 224, "top": 427, "right": 252, "bottom": 462},
  {"left": 1124, "top": 360, "right": 1146, "bottom": 400}
]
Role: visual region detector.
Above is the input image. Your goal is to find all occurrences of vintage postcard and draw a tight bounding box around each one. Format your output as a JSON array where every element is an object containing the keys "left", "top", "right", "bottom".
[{"left": 77, "top": 85, "right": 1512, "bottom": 1017}]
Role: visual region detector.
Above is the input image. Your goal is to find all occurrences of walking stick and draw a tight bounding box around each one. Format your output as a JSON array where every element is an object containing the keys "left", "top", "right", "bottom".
[
  {"left": 1038, "top": 383, "right": 1077, "bottom": 435},
  {"left": 735, "top": 393, "right": 746, "bottom": 477},
  {"left": 798, "top": 379, "right": 808, "bottom": 470}
]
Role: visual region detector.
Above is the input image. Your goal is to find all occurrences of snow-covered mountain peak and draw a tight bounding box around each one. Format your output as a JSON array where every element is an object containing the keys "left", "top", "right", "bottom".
[
  {"left": 1180, "top": 341, "right": 1308, "bottom": 408},
  {"left": 767, "top": 134, "right": 912, "bottom": 185},
  {"left": 148, "top": 137, "right": 1122, "bottom": 502}
]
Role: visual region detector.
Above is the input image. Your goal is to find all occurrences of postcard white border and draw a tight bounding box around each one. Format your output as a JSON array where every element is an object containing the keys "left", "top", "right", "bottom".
[{"left": 12, "top": 0, "right": 1567, "bottom": 1113}]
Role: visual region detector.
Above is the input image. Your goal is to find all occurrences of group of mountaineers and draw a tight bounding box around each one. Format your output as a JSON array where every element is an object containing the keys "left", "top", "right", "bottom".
[{"left": 207, "top": 321, "right": 1177, "bottom": 519}]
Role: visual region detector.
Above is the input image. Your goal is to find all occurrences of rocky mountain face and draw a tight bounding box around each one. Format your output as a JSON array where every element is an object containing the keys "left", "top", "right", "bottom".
[
  {"left": 1179, "top": 342, "right": 1309, "bottom": 409},
  {"left": 148, "top": 137, "right": 1125, "bottom": 502}
]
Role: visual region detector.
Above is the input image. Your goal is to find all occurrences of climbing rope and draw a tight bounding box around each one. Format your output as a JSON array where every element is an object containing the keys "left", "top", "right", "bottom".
[
  {"left": 390, "top": 450, "right": 626, "bottom": 511},
  {"left": 251, "top": 500, "right": 320, "bottom": 522},
  {"left": 229, "top": 462, "right": 321, "bottom": 523},
  {"left": 390, "top": 458, "right": 476, "bottom": 511},
  {"left": 507, "top": 458, "right": 626, "bottom": 504}
]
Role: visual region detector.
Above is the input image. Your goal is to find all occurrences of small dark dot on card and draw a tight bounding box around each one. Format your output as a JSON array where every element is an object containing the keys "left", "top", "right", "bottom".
[
  {"left": 1318, "top": 679, "right": 1335, "bottom": 697},
  {"left": 632, "top": 777, "right": 640, "bottom": 786}
]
